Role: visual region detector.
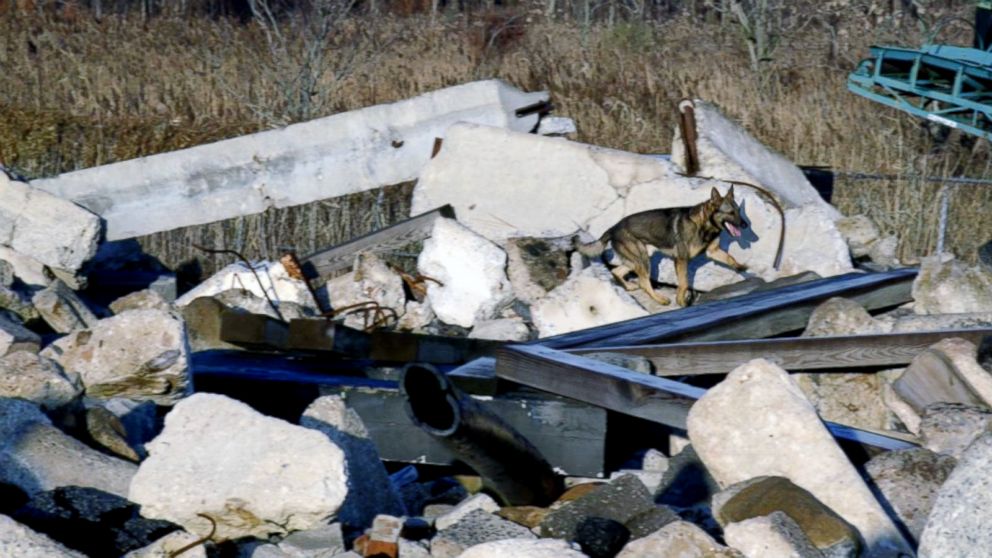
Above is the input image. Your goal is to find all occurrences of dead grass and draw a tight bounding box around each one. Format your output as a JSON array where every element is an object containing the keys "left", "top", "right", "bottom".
[{"left": 2, "top": 6, "right": 991, "bottom": 274}]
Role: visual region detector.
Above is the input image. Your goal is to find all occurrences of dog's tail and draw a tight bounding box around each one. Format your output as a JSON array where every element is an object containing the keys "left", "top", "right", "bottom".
[{"left": 573, "top": 230, "right": 609, "bottom": 258}]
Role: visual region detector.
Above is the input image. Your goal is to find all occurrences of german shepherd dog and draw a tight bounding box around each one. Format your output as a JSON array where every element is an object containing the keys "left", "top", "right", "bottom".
[{"left": 577, "top": 185, "right": 749, "bottom": 307}]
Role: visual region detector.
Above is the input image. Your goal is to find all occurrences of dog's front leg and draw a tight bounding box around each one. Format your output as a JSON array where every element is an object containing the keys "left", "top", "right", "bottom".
[
  {"left": 706, "top": 239, "right": 747, "bottom": 271},
  {"left": 675, "top": 257, "right": 692, "bottom": 307}
]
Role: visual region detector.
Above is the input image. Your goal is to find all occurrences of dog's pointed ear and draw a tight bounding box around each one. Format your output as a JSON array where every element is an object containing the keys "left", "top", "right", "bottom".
[
  {"left": 710, "top": 187, "right": 722, "bottom": 202},
  {"left": 726, "top": 185, "right": 735, "bottom": 200}
]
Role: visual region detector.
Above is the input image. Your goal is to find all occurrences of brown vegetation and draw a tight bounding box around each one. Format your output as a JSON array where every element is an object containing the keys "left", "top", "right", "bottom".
[{"left": 1, "top": 1, "right": 990, "bottom": 275}]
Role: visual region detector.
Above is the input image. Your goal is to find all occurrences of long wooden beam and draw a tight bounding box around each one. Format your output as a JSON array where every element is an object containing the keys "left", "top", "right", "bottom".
[
  {"left": 302, "top": 205, "right": 455, "bottom": 279},
  {"left": 494, "top": 344, "right": 917, "bottom": 450},
  {"left": 569, "top": 328, "right": 992, "bottom": 375},
  {"left": 539, "top": 268, "right": 917, "bottom": 349}
]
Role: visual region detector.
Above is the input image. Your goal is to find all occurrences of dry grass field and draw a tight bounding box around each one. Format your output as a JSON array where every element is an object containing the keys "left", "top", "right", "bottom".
[{"left": 1, "top": 1, "right": 990, "bottom": 275}]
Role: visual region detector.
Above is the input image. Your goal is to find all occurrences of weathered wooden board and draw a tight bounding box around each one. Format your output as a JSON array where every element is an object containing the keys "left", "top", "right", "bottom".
[
  {"left": 302, "top": 205, "right": 455, "bottom": 279},
  {"left": 570, "top": 329, "right": 992, "bottom": 375},
  {"left": 540, "top": 268, "right": 917, "bottom": 349},
  {"left": 328, "top": 386, "right": 608, "bottom": 477},
  {"left": 495, "top": 344, "right": 917, "bottom": 450}
]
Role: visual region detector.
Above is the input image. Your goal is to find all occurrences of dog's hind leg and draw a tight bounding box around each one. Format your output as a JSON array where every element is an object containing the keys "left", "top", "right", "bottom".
[
  {"left": 610, "top": 264, "right": 638, "bottom": 291},
  {"left": 675, "top": 257, "right": 693, "bottom": 307}
]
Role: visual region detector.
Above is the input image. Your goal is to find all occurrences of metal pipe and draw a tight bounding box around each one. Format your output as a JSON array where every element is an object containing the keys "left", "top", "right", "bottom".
[{"left": 399, "top": 363, "right": 561, "bottom": 507}]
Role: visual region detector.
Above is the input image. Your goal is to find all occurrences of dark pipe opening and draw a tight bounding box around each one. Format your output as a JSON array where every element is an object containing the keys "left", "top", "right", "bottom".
[{"left": 401, "top": 364, "right": 457, "bottom": 434}]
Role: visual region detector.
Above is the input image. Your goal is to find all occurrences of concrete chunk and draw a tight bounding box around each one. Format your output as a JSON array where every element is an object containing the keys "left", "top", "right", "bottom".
[
  {"left": 0, "top": 172, "right": 101, "bottom": 273},
  {"left": 416, "top": 218, "right": 513, "bottom": 328},
  {"left": 0, "top": 398, "right": 137, "bottom": 498},
  {"left": 912, "top": 253, "right": 992, "bottom": 314},
  {"left": 686, "top": 359, "right": 913, "bottom": 557},
  {"left": 532, "top": 265, "right": 648, "bottom": 337},
  {"left": 616, "top": 520, "right": 740, "bottom": 558},
  {"left": 31, "top": 279, "right": 100, "bottom": 333},
  {"left": 42, "top": 309, "right": 191, "bottom": 405},
  {"left": 918, "top": 433, "right": 992, "bottom": 557},
  {"left": 128, "top": 393, "right": 348, "bottom": 541},
  {"left": 919, "top": 402, "right": 992, "bottom": 458},
  {"left": 0, "top": 311, "right": 41, "bottom": 355},
  {"left": 459, "top": 538, "right": 587, "bottom": 558},
  {"left": 176, "top": 260, "right": 317, "bottom": 313},
  {"left": 32, "top": 80, "right": 546, "bottom": 241},
  {"left": 723, "top": 512, "right": 825, "bottom": 558},
  {"left": 893, "top": 338, "right": 992, "bottom": 413},
  {"left": 864, "top": 448, "right": 956, "bottom": 543},
  {"left": 0, "top": 352, "right": 81, "bottom": 411}
]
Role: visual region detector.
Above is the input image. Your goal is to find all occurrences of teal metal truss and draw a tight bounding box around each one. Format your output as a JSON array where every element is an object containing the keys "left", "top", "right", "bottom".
[{"left": 847, "top": 44, "right": 992, "bottom": 140}]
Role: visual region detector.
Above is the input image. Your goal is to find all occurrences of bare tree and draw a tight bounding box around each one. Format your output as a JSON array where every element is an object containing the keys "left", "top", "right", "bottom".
[{"left": 246, "top": 0, "right": 363, "bottom": 124}]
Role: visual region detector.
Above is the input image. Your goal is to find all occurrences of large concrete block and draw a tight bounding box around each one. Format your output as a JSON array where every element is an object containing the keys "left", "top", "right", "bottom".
[
  {"left": 686, "top": 359, "right": 913, "bottom": 557},
  {"left": 412, "top": 124, "right": 850, "bottom": 286},
  {"left": 0, "top": 172, "right": 102, "bottom": 273},
  {"left": 32, "top": 80, "right": 547, "bottom": 241}
]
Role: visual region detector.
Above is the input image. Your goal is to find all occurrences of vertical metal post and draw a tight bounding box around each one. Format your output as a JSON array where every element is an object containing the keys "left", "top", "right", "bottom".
[{"left": 937, "top": 184, "right": 950, "bottom": 255}]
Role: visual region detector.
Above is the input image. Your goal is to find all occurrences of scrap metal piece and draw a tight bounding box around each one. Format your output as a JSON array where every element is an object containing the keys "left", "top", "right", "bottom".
[{"left": 400, "top": 363, "right": 561, "bottom": 506}]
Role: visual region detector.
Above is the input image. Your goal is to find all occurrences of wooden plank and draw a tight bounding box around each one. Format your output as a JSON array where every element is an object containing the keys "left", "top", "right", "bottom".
[
  {"left": 495, "top": 344, "right": 916, "bottom": 451},
  {"left": 539, "top": 268, "right": 917, "bottom": 349},
  {"left": 302, "top": 205, "right": 455, "bottom": 278},
  {"left": 570, "top": 328, "right": 992, "bottom": 375}
]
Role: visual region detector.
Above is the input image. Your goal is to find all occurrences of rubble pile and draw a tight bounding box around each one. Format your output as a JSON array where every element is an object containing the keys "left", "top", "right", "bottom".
[{"left": 1, "top": 80, "right": 992, "bottom": 557}]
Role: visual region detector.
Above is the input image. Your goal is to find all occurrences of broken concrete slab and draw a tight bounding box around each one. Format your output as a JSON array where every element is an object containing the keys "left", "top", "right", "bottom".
[
  {"left": 670, "top": 99, "right": 839, "bottom": 217},
  {"left": 864, "top": 448, "right": 956, "bottom": 544},
  {"left": 31, "top": 280, "right": 100, "bottom": 334},
  {"left": 686, "top": 359, "right": 913, "bottom": 556},
  {"left": 918, "top": 432, "right": 992, "bottom": 557},
  {"left": 0, "top": 284, "right": 41, "bottom": 324},
  {"left": 0, "top": 397, "right": 137, "bottom": 498},
  {"left": 893, "top": 337, "right": 992, "bottom": 413},
  {"left": 0, "top": 311, "right": 41, "bottom": 355},
  {"left": 792, "top": 372, "right": 895, "bottom": 432},
  {"left": 919, "top": 402, "right": 992, "bottom": 458},
  {"left": 412, "top": 123, "right": 851, "bottom": 285},
  {"left": 416, "top": 217, "right": 513, "bottom": 328},
  {"left": 32, "top": 80, "right": 547, "bottom": 241},
  {"left": 531, "top": 265, "right": 648, "bottom": 338},
  {"left": 0, "top": 351, "right": 82, "bottom": 411},
  {"left": 129, "top": 393, "right": 348, "bottom": 541},
  {"left": 42, "top": 309, "right": 191, "bottom": 405},
  {"left": 0, "top": 172, "right": 102, "bottom": 273},
  {"left": 723, "top": 512, "right": 825, "bottom": 558},
  {"left": 912, "top": 253, "right": 992, "bottom": 314},
  {"left": 175, "top": 260, "right": 318, "bottom": 313}
]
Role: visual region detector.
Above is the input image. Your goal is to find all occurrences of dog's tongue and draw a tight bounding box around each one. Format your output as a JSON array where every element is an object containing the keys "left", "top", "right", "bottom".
[{"left": 726, "top": 223, "right": 741, "bottom": 238}]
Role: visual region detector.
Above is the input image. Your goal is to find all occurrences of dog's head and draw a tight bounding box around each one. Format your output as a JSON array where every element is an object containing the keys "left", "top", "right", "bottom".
[{"left": 708, "top": 186, "right": 747, "bottom": 238}]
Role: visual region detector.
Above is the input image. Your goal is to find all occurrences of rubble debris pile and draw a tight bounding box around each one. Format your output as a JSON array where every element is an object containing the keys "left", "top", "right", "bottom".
[{"left": 4, "top": 82, "right": 992, "bottom": 557}]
